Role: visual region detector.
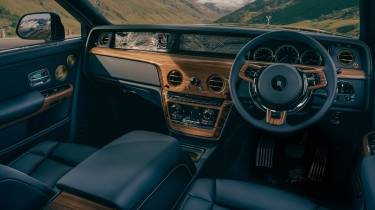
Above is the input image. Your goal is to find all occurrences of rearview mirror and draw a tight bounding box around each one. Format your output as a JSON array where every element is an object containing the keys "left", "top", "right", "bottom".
[{"left": 16, "top": 12, "right": 65, "bottom": 41}]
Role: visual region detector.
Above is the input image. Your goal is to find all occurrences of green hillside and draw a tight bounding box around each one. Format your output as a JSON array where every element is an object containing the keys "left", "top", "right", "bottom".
[
  {"left": 0, "top": 0, "right": 219, "bottom": 37},
  {"left": 89, "top": 0, "right": 219, "bottom": 24},
  {"left": 216, "top": 0, "right": 360, "bottom": 36},
  {"left": 0, "top": 0, "right": 360, "bottom": 37},
  {"left": 0, "top": 0, "right": 81, "bottom": 36}
]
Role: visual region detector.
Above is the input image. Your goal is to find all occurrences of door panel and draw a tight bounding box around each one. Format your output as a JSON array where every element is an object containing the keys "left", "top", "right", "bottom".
[{"left": 0, "top": 39, "right": 83, "bottom": 159}]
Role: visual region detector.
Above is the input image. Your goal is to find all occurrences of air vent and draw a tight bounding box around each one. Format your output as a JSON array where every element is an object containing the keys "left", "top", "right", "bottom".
[
  {"left": 207, "top": 75, "right": 224, "bottom": 92},
  {"left": 337, "top": 49, "right": 355, "bottom": 65},
  {"left": 96, "top": 32, "right": 112, "bottom": 47},
  {"left": 156, "top": 33, "right": 169, "bottom": 49},
  {"left": 167, "top": 70, "right": 183, "bottom": 87}
]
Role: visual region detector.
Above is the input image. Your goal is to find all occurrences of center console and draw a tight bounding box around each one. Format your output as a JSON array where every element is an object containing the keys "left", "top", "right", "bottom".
[
  {"left": 53, "top": 131, "right": 195, "bottom": 210},
  {"left": 166, "top": 92, "right": 231, "bottom": 131}
]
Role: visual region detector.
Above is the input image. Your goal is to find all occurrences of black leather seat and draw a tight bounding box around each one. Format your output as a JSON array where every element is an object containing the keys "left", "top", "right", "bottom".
[
  {"left": 8, "top": 141, "right": 97, "bottom": 188},
  {"left": 180, "top": 179, "right": 318, "bottom": 210}
]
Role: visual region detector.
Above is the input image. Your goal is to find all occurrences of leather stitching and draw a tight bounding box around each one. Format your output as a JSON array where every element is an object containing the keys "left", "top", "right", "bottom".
[{"left": 136, "top": 164, "right": 193, "bottom": 210}]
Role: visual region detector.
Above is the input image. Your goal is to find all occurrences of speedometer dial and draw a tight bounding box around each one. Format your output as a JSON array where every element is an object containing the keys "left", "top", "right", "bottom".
[
  {"left": 253, "top": 47, "right": 274, "bottom": 62},
  {"left": 300, "top": 50, "right": 322, "bottom": 66},
  {"left": 275, "top": 45, "right": 300, "bottom": 64}
]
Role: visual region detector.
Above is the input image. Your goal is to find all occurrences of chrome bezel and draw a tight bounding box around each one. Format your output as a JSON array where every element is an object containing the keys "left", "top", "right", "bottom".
[
  {"left": 300, "top": 50, "right": 323, "bottom": 66},
  {"left": 275, "top": 44, "right": 300, "bottom": 64},
  {"left": 253, "top": 47, "right": 274, "bottom": 62}
]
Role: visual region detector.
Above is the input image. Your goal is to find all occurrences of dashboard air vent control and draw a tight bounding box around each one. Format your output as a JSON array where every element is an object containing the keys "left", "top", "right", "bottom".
[
  {"left": 207, "top": 75, "right": 225, "bottom": 92},
  {"left": 337, "top": 50, "right": 355, "bottom": 65},
  {"left": 96, "top": 32, "right": 112, "bottom": 47},
  {"left": 167, "top": 70, "right": 183, "bottom": 87}
]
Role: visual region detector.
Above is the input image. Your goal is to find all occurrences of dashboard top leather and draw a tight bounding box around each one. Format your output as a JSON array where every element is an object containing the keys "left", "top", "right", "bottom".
[{"left": 58, "top": 130, "right": 195, "bottom": 210}]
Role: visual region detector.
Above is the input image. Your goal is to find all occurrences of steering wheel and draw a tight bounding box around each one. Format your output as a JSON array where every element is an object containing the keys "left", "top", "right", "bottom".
[{"left": 229, "top": 31, "right": 337, "bottom": 133}]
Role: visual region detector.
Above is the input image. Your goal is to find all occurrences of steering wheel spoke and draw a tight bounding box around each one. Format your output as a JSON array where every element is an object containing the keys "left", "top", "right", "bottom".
[
  {"left": 239, "top": 61, "right": 267, "bottom": 83},
  {"left": 265, "top": 109, "right": 287, "bottom": 126},
  {"left": 296, "top": 65, "right": 327, "bottom": 90}
]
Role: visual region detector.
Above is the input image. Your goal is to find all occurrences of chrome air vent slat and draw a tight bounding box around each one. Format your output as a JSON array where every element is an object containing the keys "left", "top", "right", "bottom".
[
  {"left": 207, "top": 75, "right": 224, "bottom": 92},
  {"left": 167, "top": 70, "right": 183, "bottom": 87},
  {"left": 337, "top": 49, "right": 355, "bottom": 65}
]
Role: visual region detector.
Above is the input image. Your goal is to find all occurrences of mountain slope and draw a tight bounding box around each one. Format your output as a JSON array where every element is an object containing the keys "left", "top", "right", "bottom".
[
  {"left": 91, "top": 0, "right": 219, "bottom": 24},
  {"left": 0, "top": 0, "right": 220, "bottom": 37},
  {"left": 216, "top": 0, "right": 359, "bottom": 36},
  {"left": 195, "top": 0, "right": 254, "bottom": 15}
]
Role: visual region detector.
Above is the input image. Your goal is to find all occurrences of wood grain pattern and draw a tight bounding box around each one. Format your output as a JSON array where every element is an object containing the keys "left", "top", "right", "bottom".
[
  {"left": 0, "top": 84, "right": 74, "bottom": 129},
  {"left": 45, "top": 192, "right": 113, "bottom": 210},
  {"left": 266, "top": 109, "right": 287, "bottom": 126},
  {"left": 91, "top": 48, "right": 233, "bottom": 99},
  {"left": 91, "top": 48, "right": 233, "bottom": 138},
  {"left": 90, "top": 48, "right": 366, "bottom": 138},
  {"left": 163, "top": 91, "right": 232, "bottom": 138},
  {"left": 339, "top": 69, "right": 366, "bottom": 80},
  {"left": 238, "top": 61, "right": 328, "bottom": 90}
]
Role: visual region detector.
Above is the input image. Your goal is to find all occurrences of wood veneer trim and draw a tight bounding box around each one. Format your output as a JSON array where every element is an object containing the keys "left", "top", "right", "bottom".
[
  {"left": 90, "top": 48, "right": 234, "bottom": 138},
  {"left": 89, "top": 48, "right": 366, "bottom": 138},
  {"left": 338, "top": 69, "right": 366, "bottom": 80},
  {"left": 91, "top": 48, "right": 233, "bottom": 99},
  {"left": 161, "top": 90, "right": 232, "bottom": 138},
  {"left": 90, "top": 48, "right": 366, "bottom": 81},
  {"left": 45, "top": 192, "right": 114, "bottom": 210}
]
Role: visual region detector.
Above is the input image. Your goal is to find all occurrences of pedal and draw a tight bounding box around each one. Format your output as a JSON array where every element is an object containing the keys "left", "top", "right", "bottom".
[
  {"left": 255, "top": 137, "right": 275, "bottom": 169},
  {"left": 308, "top": 148, "right": 328, "bottom": 182}
]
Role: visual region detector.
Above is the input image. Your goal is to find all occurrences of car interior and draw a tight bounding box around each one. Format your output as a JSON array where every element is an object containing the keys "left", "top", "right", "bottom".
[{"left": 0, "top": 0, "right": 374, "bottom": 210}]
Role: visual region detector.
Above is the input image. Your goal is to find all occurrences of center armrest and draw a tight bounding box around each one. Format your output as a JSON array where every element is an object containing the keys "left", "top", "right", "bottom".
[{"left": 57, "top": 131, "right": 195, "bottom": 210}]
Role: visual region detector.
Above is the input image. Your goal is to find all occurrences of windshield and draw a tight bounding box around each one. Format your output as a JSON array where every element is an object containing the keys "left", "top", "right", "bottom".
[{"left": 89, "top": 0, "right": 360, "bottom": 37}]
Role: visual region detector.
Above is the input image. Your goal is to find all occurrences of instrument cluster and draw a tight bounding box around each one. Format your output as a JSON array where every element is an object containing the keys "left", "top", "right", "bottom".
[{"left": 251, "top": 44, "right": 323, "bottom": 66}]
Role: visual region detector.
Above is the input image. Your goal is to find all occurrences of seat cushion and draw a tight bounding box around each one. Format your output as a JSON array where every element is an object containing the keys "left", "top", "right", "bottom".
[
  {"left": 9, "top": 141, "right": 97, "bottom": 188},
  {"left": 180, "top": 179, "right": 318, "bottom": 210}
]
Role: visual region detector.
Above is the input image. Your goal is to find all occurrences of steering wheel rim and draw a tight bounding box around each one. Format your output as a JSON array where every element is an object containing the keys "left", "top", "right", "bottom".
[{"left": 229, "top": 30, "right": 337, "bottom": 133}]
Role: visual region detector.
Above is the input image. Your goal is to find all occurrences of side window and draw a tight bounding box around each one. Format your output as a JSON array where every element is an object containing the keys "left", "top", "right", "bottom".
[{"left": 0, "top": 0, "right": 81, "bottom": 51}]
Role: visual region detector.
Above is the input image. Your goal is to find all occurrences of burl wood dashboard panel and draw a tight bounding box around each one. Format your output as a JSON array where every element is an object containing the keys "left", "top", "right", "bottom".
[
  {"left": 90, "top": 47, "right": 366, "bottom": 139},
  {"left": 91, "top": 48, "right": 233, "bottom": 98},
  {"left": 91, "top": 47, "right": 233, "bottom": 139}
]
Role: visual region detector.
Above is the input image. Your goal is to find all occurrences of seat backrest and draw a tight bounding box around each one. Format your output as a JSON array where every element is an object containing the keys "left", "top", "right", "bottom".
[{"left": 0, "top": 165, "right": 56, "bottom": 210}]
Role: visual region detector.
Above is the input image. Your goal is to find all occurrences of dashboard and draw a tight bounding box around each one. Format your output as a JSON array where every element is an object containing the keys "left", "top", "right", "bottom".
[
  {"left": 100, "top": 30, "right": 365, "bottom": 70},
  {"left": 87, "top": 25, "right": 371, "bottom": 140}
]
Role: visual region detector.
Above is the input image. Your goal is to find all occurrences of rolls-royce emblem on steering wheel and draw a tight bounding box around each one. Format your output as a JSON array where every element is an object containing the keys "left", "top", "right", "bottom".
[{"left": 271, "top": 75, "right": 287, "bottom": 91}]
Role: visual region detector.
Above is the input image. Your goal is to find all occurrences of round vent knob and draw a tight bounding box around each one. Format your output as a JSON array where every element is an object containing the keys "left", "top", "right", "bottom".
[
  {"left": 207, "top": 75, "right": 225, "bottom": 92},
  {"left": 167, "top": 70, "right": 183, "bottom": 87},
  {"left": 337, "top": 49, "right": 355, "bottom": 65}
]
